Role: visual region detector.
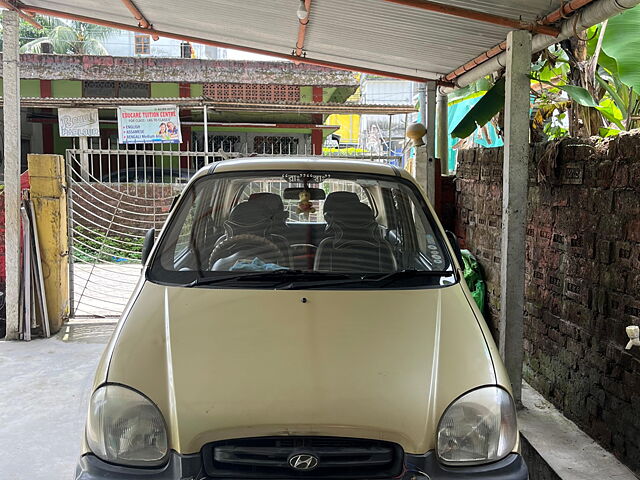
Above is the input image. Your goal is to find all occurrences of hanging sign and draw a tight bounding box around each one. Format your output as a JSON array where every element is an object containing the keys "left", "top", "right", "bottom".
[
  {"left": 58, "top": 108, "right": 100, "bottom": 137},
  {"left": 117, "top": 105, "right": 182, "bottom": 144}
]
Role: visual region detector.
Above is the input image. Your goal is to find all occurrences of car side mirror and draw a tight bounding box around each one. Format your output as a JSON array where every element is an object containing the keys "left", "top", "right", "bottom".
[
  {"left": 445, "top": 230, "right": 464, "bottom": 268},
  {"left": 141, "top": 228, "right": 155, "bottom": 265}
]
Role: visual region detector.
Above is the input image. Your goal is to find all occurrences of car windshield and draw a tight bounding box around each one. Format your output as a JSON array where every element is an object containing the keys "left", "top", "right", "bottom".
[{"left": 148, "top": 170, "right": 456, "bottom": 289}]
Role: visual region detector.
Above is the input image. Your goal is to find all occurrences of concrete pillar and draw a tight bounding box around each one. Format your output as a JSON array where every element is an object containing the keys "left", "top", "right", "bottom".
[
  {"left": 2, "top": 11, "right": 21, "bottom": 340},
  {"left": 436, "top": 90, "right": 449, "bottom": 175},
  {"left": 27, "top": 155, "right": 70, "bottom": 334},
  {"left": 416, "top": 82, "right": 437, "bottom": 205},
  {"left": 499, "top": 30, "right": 532, "bottom": 405},
  {"left": 414, "top": 145, "right": 428, "bottom": 198}
]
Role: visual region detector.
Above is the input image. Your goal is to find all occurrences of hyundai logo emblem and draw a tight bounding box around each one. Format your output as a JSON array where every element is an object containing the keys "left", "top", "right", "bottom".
[{"left": 288, "top": 453, "right": 319, "bottom": 471}]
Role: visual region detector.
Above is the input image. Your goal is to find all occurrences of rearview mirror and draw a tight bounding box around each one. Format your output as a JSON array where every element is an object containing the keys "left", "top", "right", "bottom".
[
  {"left": 141, "top": 228, "right": 155, "bottom": 265},
  {"left": 445, "top": 230, "right": 464, "bottom": 268},
  {"left": 283, "top": 187, "right": 326, "bottom": 200}
]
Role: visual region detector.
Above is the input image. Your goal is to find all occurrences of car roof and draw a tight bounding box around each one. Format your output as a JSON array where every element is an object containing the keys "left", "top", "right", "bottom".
[{"left": 192, "top": 157, "right": 404, "bottom": 181}]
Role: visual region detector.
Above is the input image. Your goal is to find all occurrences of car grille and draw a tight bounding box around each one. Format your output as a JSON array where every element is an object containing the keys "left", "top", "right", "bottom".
[{"left": 202, "top": 437, "right": 404, "bottom": 478}]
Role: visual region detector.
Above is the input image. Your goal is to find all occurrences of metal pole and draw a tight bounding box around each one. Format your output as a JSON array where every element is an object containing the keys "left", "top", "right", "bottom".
[
  {"left": 203, "top": 105, "right": 209, "bottom": 161},
  {"left": 436, "top": 89, "right": 449, "bottom": 175},
  {"left": 418, "top": 83, "right": 426, "bottom": 143},
  {"left": 426, "top": 81, "right": 436, "bottom": 160},
  {"left": 499, "top": 30, "right": 532, "bottom": 405},
  {"left": 387, "top": 114, "right": 393, "bottom": 156},
  {"left": 2, "top": 11, "right": 21, "bottom": 340},
  {"left": 425, "top": 81, "right": 437, "bottom": 204},
  {"left": 79, "top": 136, "right": 90, "bottom": 181}
]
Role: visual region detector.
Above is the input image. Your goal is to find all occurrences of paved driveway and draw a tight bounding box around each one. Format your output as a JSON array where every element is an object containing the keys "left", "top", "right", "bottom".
[{"left": 0, "top": 321, "right": 115, "bottom": 480}]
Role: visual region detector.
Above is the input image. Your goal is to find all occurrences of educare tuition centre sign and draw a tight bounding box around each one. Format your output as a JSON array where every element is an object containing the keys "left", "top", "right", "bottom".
[{"left": 117, "top": 105, "right": 182, "bottom": 144}]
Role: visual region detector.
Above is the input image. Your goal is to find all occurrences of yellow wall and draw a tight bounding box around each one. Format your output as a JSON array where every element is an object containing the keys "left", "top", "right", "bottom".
[{"left": 326, "top": 114, "right": 361, "bottom": 144}]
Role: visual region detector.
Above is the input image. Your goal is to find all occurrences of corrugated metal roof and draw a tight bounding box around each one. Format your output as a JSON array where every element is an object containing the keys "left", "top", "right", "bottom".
[{"left": 24, "top": 0, "right": 567, "bottom": 82}]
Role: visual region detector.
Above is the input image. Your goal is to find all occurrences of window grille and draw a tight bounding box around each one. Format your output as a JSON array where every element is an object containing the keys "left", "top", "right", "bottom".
[
  {"left": 253, "top": 136, "right": 300, "bottom": 155},
  {"left": 83, "top": 81, "right": 150, "bottom": 98}
]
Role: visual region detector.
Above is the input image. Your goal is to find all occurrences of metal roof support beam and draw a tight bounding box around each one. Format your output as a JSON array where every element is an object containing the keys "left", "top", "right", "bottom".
[
  {"left": 0, "top": 0, "right": 42, "bottom": 29},
  {"left": 499, "top": 30, "right": 532, "bottom": 405},
  {"left": 453, "top": 0, "right": 640, "bottom": 86},
  {"left": 381, "top": 0, "right": 560, "bottom": 36},
  {"left": 2, "top": 10, "right": 21, "bottom": 340},
  {"left": 120, "top": 0, "right": 159, "bottom": 40},
  {"left": 294, "top": 0, "right": 312, "bottom": 57}
]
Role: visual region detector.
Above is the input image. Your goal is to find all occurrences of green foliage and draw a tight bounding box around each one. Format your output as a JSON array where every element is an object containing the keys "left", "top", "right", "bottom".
[
  {"left": 543, "top": 112, "right": 568, "bottom": 140},
  {"left": 602, "top": 6, "right": 640, "bottom": 92},
  {"left": 530, "top": 75, "right": 598, "bottom": 107},
  {"left": 0, "top": 14, "right": 60, "bottom": 50},
  {"left": 451, "top": 77, "right": 505, "bottom": 139},
  {"left": 20, "top": 20, "right": 110, "bottom": 55},
  {"left": 73, "top": 226, "right": 143, "bottom": 263},
  {"left": 447, "top": 77, "right": 493, "bottom": 106}
]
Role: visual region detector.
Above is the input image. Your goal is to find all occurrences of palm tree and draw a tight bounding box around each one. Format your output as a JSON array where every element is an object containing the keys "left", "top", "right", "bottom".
[
  {"left": 0, "top": 14, "right": 59, "bottom": 51},
  {"left": 20, "top": 21, "right": 111, "bottom": 55}
]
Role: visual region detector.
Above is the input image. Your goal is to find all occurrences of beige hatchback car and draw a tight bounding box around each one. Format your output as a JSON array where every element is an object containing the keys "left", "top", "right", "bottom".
[{"left": 76, "top": 158, "right": 527, "bottom": 480}]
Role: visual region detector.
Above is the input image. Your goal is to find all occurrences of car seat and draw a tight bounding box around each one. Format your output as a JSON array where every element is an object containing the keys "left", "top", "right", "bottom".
[
  {"left": 314, "top": 199, "right": 397, "bottom": 273},
  {"left": 211, "top": 198, "right": 291, "bottom": 267}
]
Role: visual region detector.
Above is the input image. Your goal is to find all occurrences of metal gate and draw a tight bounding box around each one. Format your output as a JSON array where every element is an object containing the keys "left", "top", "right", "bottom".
[{"left": 65, "top": 145, "right": 221, "bottom": 318}]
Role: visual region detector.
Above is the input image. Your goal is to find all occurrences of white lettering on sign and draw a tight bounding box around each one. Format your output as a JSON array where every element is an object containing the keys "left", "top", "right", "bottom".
[{"left": 58, "top": 108, "right": 100, "bottom": 137}]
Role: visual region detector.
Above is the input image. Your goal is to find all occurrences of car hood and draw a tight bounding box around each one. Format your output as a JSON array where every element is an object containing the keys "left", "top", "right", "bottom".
[{"left": 106, "top": 281, "right": 497, "bottom": 455}]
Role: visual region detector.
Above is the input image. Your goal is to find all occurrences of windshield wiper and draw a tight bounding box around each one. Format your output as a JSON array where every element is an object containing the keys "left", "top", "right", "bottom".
[
  {"left": 278, "top": 269, "right": 449, "bottom": 290},
  {"left": 186, "top": 270, "right": 347, "bottom": 288}
]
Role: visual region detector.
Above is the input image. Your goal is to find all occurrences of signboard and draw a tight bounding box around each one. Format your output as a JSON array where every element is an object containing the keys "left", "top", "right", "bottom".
[
  {"left": 117, "top": 105, "right": 182, "bottom": 144},
  {"left": 58, "top": 108, "right": 100, "bottom": 137}
]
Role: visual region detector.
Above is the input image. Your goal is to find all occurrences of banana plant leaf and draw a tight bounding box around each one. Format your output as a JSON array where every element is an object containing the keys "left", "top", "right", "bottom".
[
  {"left": 451, "top": 77, "right": 505, "bottom": 139},
  {"left": 529, "top": 75, "right": 598, "bottom": 107},
  {"left": 596, "top": 71, "right": 628, "bottom": 117},
  {"left": 597, "top": 98, "right": 625, "bottom": 130},
  {"left": 587, "top": 24, "right": 619, "bottom": 75},
  {"left": 602, "top": 5, "right": 640, "bottom": 92}
]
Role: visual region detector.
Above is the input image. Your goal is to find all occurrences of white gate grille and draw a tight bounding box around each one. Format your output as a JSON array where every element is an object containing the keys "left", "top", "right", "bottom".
[{"left": 65, "top": 146, "right": 220, "bottom": 318}]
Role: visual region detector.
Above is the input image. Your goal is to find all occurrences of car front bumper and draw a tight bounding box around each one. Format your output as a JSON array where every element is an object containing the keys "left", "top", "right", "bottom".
[{"left": 76, "top": 451, "right": 528, "bottom": 480}]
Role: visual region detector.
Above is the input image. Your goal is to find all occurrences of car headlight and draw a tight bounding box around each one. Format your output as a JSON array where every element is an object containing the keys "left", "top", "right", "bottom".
[
  {"left": 437, "top": 386, "right": 517, "bottom": 465},
  {"left": 86, "top": 384, "right": 168, "bottom": 467}
]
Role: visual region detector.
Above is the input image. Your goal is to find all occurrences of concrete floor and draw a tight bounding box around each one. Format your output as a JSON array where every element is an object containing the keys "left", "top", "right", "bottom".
[{"left": 0, "top": 320, "right": 114, "bottom": 480}]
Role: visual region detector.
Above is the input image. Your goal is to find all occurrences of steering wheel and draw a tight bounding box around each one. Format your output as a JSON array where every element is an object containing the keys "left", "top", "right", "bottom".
[{"left": 209, "top": 234, "right": 283, "bottom": 270}]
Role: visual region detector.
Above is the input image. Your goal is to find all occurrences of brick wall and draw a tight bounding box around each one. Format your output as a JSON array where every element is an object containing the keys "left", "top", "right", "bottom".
[{"left": 455, "top": 131, "right": 640, "bottom": 475}]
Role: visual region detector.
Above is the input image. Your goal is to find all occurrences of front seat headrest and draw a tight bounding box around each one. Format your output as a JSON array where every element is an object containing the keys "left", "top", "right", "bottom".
[
  {"left": 225, "top": 201, "right": 270, "bottom": 237},
  {"left": 248, "top": 192, "right": 288, "bottom": 232},
  {"left": 323, "top": 191, "right": 361, "bottom": 216},
  {"left": 329, "top": 201, "right": 380, "bottom": 245},
  {"left": 249, "top": 192, "right": 284, "bottom": 213}
]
